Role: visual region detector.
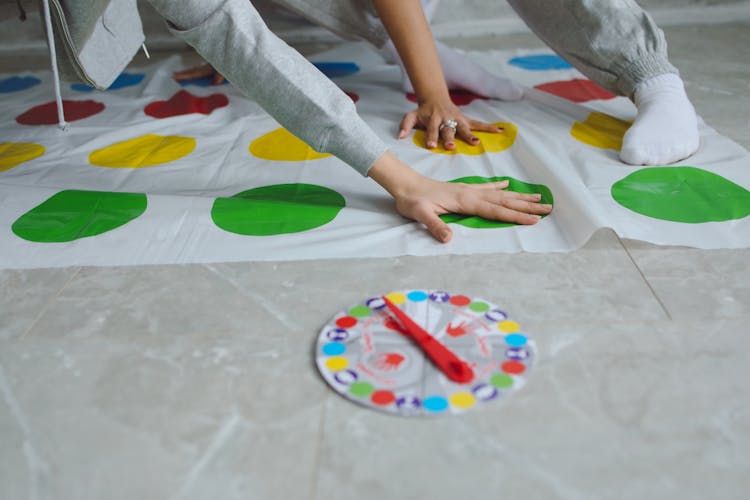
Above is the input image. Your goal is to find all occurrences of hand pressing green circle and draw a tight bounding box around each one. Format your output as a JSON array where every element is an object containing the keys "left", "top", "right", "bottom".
[
  {"left": 611, "top": 166, "right": 750, "bottom": 223},
  {"left": 212, "top": 183, "right": 345, "bottom": 236},
  {"left": 12, "top": 190, "right": 147, "bottom": 242},
  {"left": 439, "top": 176, "right": 553, "bottom": 228}
]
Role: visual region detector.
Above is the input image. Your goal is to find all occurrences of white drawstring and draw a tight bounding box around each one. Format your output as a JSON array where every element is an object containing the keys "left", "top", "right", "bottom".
[{"left": 41, "top": 0, "right": 67, "bottom": 130}]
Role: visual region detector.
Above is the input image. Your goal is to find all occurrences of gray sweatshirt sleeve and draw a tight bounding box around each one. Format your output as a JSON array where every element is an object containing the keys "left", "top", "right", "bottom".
[{"left": 147, "top": 0, "right": 388, "bottom": 176}]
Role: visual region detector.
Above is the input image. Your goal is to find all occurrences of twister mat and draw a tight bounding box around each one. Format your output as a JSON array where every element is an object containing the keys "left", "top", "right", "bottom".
[
  {"left": 316, "top": 289, "right": 535, "bottom": 416},
  {"left": 1, "top": 43, "right": 749, "bottom": 269}
]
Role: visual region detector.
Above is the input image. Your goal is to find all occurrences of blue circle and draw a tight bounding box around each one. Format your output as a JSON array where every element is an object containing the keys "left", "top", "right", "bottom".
[
  {"left": 322, "top": 342, "right": 346, "bottom": 356},
  {"left": 508, "top": 54, "right": 572, "bottom": 71},
  {"left": 0, "top": 76, "right": 41, "bottom": 93},
  {"left": 423, "top": 396, "right": 449, "bottom": 412},
  {"left": 72, "top": 72, "right": 145, "bottom": 92},
  {"left": 505, "top": 333, "right": 527, "bottom": 347},
  {"left": 407, "top": 290, "right": 428, "bottom": 302},
  {"left": 313, "top": 62, "right": 360, "bottom": 78},
  {"left": 178, "top": 76, "right": 230, "bottom": 87}
]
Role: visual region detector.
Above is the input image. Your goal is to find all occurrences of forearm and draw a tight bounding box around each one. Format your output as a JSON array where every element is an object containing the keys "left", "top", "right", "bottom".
[
  {"left": 372, "top": 0, "right": 450, "bottom": 103},
  {"left": 151, "top": 0, "right": 387, "bottom": 175}
]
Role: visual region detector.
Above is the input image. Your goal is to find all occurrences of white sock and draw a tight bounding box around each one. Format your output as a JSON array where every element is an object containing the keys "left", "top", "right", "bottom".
[
  {"left": 380, "top": 40, "right": 524, "bottom": 101},
  {"left": 620, "top": 73, "right": 699, "bottom": 165}
]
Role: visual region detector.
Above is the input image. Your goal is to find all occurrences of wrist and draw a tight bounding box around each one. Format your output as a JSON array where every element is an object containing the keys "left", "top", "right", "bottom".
[{"left": 368, "top": 151, "right": 425, "bottom": 199}]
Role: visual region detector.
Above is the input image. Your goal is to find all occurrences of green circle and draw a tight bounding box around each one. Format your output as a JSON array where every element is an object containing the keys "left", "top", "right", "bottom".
[
  {"left": 439, "top": 176, "right": 553, "bottom": 228},
  {"left": 12, "top": 190, "right": 147, "bottom": 243},
  {"left": 349, "top": 381, "right": 375, "bottom": 397},
  {"left": 348, "top": 305, "right": 371, "bottom": 318},
  {"left": 490, "top": 373, "right": 514, "bottom": 389},
  {"left": 611, "top": 166, "right": 750, "bottom": 223},
  {"left": 469, "top": 301, "right": 490, "bottom": 312},
  {"left": 211, "top": 183, "right": 345, "bottom": 236}
]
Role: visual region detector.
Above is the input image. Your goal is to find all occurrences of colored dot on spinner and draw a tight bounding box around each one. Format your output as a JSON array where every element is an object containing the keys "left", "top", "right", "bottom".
[
  {"left": 385, "top": 292, "right": 407, "bottom": 305},
  {"left": 371, "top": 390, "right": 397, "bottom": 406},
  {"left": 473, "top": 384, "right": 499, "bottom": 402},
  {"left": 502, "top": 360, "right": 526, "bottom": 375},
  {"left": 504, "top": 333, "right": 528, "bottom": 347},
  {"left": 407, "top": 290, "right": 428, "bottom": 302},
  {"left": 450, "top": 295, "right": 471, "bottom": 307},
  {"left": 498, "top": 320, "right": 520, "bottom": 333},
  {"left": 490, "top": 373, "right": 514, "bottom": 389},
  {"left": 469, "top": 301, "right": 490, "bottom": 313},
  {"left": 334, "top": 369, "right": 358, "bottom": 385},
  {"left": 336, "top": 316, "right": 357, "bottom": 329},
  {"left": 322, "top": 342, "right": 346, "bottom": 356},
  {"left": 450, "top": 392, "right": 476, "bottom": 409},
  {"left": 325, "top": 356, "right": 349, "bottom": 372},
  {"left": 349, "top": 381, "right": 375, "bottom": 397},
  {"left": 348, "top": 305, "right": 371, "bottom": 318},
  {"left": 423, "top": 396, "right": 449, "bottom": 413}
]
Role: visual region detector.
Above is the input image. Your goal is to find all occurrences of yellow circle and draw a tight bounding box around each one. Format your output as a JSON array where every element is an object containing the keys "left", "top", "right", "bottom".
[
  {"left": 412, "top": 122, "right": 517, "bottom": 155},
  {"left": 384, "top": 292, "right": 407, "bottom": 305},
  {"left": 570, "top": 112, "right": 632, "bottom": 150},
  {"left": 449, "top": 392, "right": 476, "bottom": 409},
  {"left": 498, "top": 320, "right": 520, "bottom": 333},
  {"left": 89, "top": 134, "right": 196, "bottom": 168},
  {"left": 0, "top": 142, "right": 45, "bottom": 172},
  {"left": 249, "top": 127, "right": 331, "bottom": 161},
  {"left": 325, "top": 356, "right": 349, "bottom": 372}
]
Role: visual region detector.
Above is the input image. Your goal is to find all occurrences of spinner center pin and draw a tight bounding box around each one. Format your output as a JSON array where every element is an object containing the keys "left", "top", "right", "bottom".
[{"left": 315, "top": 290, "right": 537, "bottom": 416}]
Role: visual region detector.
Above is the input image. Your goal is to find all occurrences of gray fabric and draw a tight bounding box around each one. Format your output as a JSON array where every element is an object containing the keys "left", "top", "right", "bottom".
[
  {"left": 273, "top": 0, "right": 389, "bottom": 47},
  {"left": 506, "top": 0, "right": 678, "bottom": 97},
  {"left": 147, "top": 0, "right": 387, "bottom": 175},
  {"left": 44, "top": 0, "right": 144, "bottom": 88}
]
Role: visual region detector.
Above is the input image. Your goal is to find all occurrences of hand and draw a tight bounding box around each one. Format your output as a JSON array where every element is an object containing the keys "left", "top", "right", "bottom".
[
  {"left": 173, "top": 63, "right": 226, "bottom": 85},
  {"left": 368, "top": 152, "right": 553, "bottom": 243},
  {"left": 398, "top": 99, "right": 502, "bottom": 151}
]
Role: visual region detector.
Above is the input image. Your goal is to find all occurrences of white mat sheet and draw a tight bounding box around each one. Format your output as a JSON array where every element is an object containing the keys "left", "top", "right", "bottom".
[{"left": 1, "top": 43, "right": 748, "bottom": 269}]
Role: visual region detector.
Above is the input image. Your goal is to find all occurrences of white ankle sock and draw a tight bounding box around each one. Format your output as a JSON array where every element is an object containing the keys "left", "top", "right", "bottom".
[
  {"left": 380, "top": 40, "right": 524, "bottom": 101},
  {"left": 620, "top": 73, "right": 699, "bottom": 165}
]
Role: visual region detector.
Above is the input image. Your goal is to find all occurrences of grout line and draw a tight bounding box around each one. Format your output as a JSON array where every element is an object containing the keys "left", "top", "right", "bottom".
[
  {"left": 616, "top": 238, "right": 673, "bottom": 321},
  {"left": 306, "top": 392, "right": 329, "bottom": 500},
  {"left": 18, "top": 266, "right": 82, "bottom": 340}
]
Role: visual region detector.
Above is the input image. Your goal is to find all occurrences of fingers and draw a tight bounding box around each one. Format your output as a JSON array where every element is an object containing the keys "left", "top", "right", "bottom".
[
  {"left": 469, "top": 120, "right": 504, "bottom": 134},
  {"left": 212, "top": 73, "right": 226, "bottom": 85},
  {"left": 417, "top": 208, "right": 454, "bottom": 243},
  {"left": 399, "top": 112, "right": 419, "bottom": 139},
  {"left": 440, "top": 123, "right": 457, "bottom": 150},
  {"left": 456, "top": 122, "right": 479, "bottom": 146},
  {"left": 173, "top": 64, "right": 214, "bottom": 81},
  {"left": 425, "top": 118, "right": 441, "bottom": 149}
]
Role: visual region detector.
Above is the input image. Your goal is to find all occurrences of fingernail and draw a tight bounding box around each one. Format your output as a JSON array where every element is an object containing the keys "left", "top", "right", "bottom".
[
  {"left": 542, "top": 204, "right": 552, "bottom": 209},
  {"left": 439, "top": 229, "right": 451, "bottom": 241},
  {"left": 446, "top": 142, "right": 454, "bottom": 148},
  {"left": 398, "top": 129, "right": 407, "bottom": 139},
  {"left": 427, "top": 141, "right": 437, "bottom": 149}
]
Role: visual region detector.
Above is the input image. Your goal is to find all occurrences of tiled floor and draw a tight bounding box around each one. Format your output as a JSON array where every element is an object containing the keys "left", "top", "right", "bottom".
[{"left": 1, "top": 23, "right": 749, "bottom": 500}]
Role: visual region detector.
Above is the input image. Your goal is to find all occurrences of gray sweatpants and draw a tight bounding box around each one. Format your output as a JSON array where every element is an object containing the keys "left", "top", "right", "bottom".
[{"left": 506, "top": 0, "right": 678, "bottom": 97}]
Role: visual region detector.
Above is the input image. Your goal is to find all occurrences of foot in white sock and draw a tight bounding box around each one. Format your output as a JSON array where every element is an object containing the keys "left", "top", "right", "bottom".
[
  {"left": 380, "top": 40, "right": 524, "bottom": 101},
  {"left": 620, "top": 73, "right": 699, "bottom": 165}
]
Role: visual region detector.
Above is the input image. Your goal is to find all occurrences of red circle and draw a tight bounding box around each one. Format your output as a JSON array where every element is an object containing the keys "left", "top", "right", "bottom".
[
  {"left": 144, "top": 90, "right": 228, "bottom": 118},
  {"left": 533, "top": 78, "right": 615, "bottom": 103},
  {"left": 16, "top": 100, "right": 105, "bottom": 125},
  {"left": 450, "top": 295, "right": 471, "bottom": 306},
  {"left": 502, "top": 361, "right": 526, "bottom": 375},
  {"left": 371, "top": 390, "right": 396, "bottom": 406},
  {"left": 336, "top": 316, "right": 357, "bottom": 328}
]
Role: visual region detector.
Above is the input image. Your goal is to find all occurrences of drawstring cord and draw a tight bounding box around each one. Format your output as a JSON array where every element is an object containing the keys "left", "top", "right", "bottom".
[{"left": 41, "top": 0, "right": 67, "bottom": 130}]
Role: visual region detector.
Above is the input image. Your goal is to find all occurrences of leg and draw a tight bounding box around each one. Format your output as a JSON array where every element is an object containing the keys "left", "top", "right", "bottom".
[{"left": 507, "top": 0, "right": 699, "bottom": 165}]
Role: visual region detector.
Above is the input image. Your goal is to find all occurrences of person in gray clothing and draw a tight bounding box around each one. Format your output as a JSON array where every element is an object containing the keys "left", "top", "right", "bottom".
[{"left": 42, "top": 0, "right": 551, "bottom": 244}]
